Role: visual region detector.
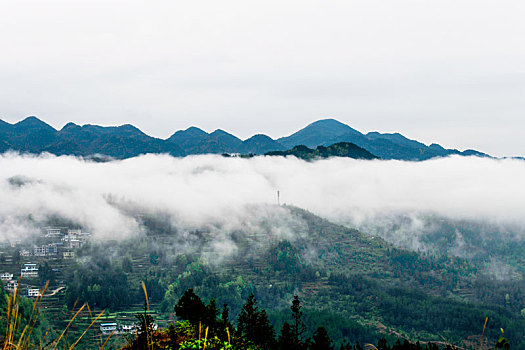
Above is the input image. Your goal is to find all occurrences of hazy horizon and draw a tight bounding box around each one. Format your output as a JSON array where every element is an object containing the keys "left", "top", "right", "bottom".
[
  {"left": 1, "top": 0, "right": 523, "bottom": 157},
  {"left": 2, "top": 2, "right": 525, "bottom": 346},
  {"left": 0, "top": 115, "right": 512, "bottom": 157}
]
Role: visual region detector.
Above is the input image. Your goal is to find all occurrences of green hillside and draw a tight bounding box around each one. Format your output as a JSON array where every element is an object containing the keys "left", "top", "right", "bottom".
[
  {"left": 2, "top": 205, "right": 517, "bottom": 348},
  {"left": 265, "top": 142, "right": 378, "bottom": 160}
]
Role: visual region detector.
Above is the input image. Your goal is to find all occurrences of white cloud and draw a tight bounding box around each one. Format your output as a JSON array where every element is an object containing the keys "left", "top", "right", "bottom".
[{"left": 1, "top": 153, "right": 525, "bottom": 245}]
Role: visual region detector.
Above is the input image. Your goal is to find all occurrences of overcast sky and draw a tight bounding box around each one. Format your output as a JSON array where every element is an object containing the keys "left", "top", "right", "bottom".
[{"left": 0, "top": 0, "right": 523, "bottom": 156}]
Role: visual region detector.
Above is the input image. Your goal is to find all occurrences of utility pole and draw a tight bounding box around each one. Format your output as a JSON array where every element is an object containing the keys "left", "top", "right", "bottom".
[{"left": 277, "top": 190, "right": 280, "bottom": 206}]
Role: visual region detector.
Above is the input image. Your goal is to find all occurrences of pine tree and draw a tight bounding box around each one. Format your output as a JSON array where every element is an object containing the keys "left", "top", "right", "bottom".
[
  {"left": 218, "top": 303, "right": 233, "bottom": 340},
  {"left": 377, "top": 337, "right": 389, "bottom": 350},
  {"left": 132, "top": 301, "right": 157, "bottom": 349},
  {"left": 237, "top": 294, "right": 258, "bottom": 337},
  {"left": 221, "top": 303, "right": 229, "bottom": 324},
  {"left": 204, "top": 298, "right": 219, "bottom": 330},
  {"left": 279, "top": 322, "right": 295, "bottom": 350},
  {"left": 291, "top": 295, "right": 307, "bottom": 348},
  {"left": 174, "top": 288, "right": 206, "bottom": 325},
  {"left": 311, "top": 326, "right": 333, "bottom": 350},
  {"left": 255, "top": 309, "right": 275, "bottom": 348},
  {"left": 237, "top": 293, "right": 276, "bottom": 349}
]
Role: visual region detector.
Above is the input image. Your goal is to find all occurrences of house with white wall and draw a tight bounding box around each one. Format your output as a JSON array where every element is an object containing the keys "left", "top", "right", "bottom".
[{"left": 21, "top": 263, "right": 38, "bottom": 278}]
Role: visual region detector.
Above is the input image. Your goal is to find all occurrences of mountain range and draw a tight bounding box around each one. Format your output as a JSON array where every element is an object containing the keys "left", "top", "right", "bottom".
[{"left": 0, "top": 116, "right": 488, "bottom": 160}]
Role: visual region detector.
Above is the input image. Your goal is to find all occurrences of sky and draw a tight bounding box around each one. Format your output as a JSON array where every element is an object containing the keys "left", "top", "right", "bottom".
[{"left": 0, "top": 0, "right": 523, "bottom": 157}]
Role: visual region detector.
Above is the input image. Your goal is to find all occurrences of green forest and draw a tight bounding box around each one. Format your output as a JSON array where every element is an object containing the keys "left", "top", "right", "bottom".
[{"left": 1, "top": 206, "right": 525, "bottom": 349}]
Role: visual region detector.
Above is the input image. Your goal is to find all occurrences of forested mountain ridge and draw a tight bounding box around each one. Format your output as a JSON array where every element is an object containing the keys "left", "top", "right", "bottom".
[
  {"left": 0, "top": 116, "right": 489, "bottom": 160},
  {"left": 278, "top": 119, "right": 488, "bottom": 160},
  {"left": 21, "top": 205, "right": 521, "bottom": 348},
  {"left": 265, "top": 142, "right": 378, "bottom": 160},
  {"left": 0, "top": 117, "right": 184, "bottom": 158}
]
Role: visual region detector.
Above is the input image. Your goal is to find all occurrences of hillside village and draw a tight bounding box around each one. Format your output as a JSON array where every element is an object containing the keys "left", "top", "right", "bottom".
[
  {"left": 0, "top": 227, "right": 156, "bottom": 341},
  {"left": 0, "top": 227, "right": 90, "bottom": 298}
]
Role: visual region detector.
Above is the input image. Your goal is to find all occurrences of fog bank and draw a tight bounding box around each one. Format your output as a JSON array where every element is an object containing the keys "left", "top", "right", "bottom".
[{"left": 1, "top": 152, "right": 524, "bottom": 245}]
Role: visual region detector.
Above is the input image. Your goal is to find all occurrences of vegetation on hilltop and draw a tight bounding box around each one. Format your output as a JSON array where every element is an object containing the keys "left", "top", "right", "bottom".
[
  {"left": 121, "top": 288, "right": 503, "bottom": 349},
  {"left": 2, "top": 206, "right": 524, "bottom": 348},
  {"left": 264, "top": 142, "right": 378, "bottom": 160}
]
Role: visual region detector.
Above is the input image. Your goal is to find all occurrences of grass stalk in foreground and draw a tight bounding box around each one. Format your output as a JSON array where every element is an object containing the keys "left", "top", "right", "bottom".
[{"left": 1, "top": 280, "right": 108, "bottom": 350}]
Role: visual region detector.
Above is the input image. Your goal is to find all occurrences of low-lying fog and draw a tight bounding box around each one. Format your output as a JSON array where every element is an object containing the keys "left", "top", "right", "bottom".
[{"left": 1, "top": 152, "right": 524, "bottom": 258}]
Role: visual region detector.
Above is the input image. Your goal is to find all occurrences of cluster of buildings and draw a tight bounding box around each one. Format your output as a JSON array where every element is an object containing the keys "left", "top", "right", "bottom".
[
  {"left": 1, "top": 227, "right": 91, "bottom": 298},
  {"left": 18, "top": 227, "right": 91, "bottom": 259},
  {"left": 1, "top": 272, "right": 16, "bottom": 292},
  {"left": 99, "top": 322, "right": 141, "bottom": 335},
  {"left": 1, "top": 263, "right": 41, "bottom": 297},
  {"left": 33, "top": 244, "right": 58, "bottom": 257}
]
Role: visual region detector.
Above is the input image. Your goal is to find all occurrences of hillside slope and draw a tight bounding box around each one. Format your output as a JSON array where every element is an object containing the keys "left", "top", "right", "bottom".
[{"left": 44, "top": 205, "right": 525, "bottom": 348}]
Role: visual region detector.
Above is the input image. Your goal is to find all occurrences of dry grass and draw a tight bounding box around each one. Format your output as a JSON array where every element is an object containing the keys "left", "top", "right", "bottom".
[{"left": 1, "top": 280, "right": 112, "bottom": 350}]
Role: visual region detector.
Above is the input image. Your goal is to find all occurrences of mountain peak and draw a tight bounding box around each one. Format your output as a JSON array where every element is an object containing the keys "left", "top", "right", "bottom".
[
  {"left": 429, "top": 143, "right": 446, "bottom": 151},
  {"left": 277, "top": 118, "right": 361, "bottom": 148},
  {"left": 304, "top": 118, "right": 362, "bottom": 137},
  {"left": 308, "top": 118, "right": 350, "bottom": 129},
  {"left": 117, "top": 124, "right": 145, "bottom": 135},
  {"left": 61, "top": 122, "right": 80, "bottom": 131},
  {"left": 14, "top": 116, "right": 56, "bottom": 132},
  {"left": 19, "top": 116, "right": 41, "bottom": 122},
  {"left": 210, "top": 129, "right": 232, "bottom": 136},
  {"left": 209, "top": 129, "right": 242, "bottom": 144},
  {"left": 244, "top": 134, "right": 274, "bottom": 142},
  {"left": 168, "top": 126, "right": 208, "bottom": 139},
  {"left": 185, "top": 126, "right": 207, "bottom": 133},
  {"left": 241, "top": 134, "right": 285, "bottom": 154}
]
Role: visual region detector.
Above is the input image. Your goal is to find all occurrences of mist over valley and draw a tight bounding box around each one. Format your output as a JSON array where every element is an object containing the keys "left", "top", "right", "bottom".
[
  {"left": 2, "top": 0, "right": 524, "bottom": 347},
  {"left": 2, "top": 128, "right": 525, "bottom": 348}
]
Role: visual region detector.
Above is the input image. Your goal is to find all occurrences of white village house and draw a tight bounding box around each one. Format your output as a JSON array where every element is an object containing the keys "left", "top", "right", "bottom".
[
  {"left": 5, "top": 280, "right": 18, "bottom": 292},
  {"left": 45, "top": 228, "right": 61, "bottom": 237},
  {"left": 63, "top": 251, "right": 75, "bottom": 259},
  {"left": 1, "top": 272, "right": 13, "bottom": 281},
  {"left": 34, "top": 244, "right": 58, "bottom": 257},
  {"left": 120, "top": 324, "right": 137, "bottom": 334},
  {"left": 27, "top": 288, "right": 41, "bottom": 297},
  {"left": 100, "top": 323, "right": 118, "bottom": 335},
  {"left": 21, "top": 263, "right": 38, "bottom": 278},
  {"left": 33, "top": 246, "right": 46, "bottom": 256},
  {"left": 19, "top": 249, "right": 31, "bottom": 257}
]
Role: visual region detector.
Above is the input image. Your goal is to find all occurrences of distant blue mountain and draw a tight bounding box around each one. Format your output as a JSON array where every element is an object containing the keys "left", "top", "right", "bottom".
[
  {"left": 0, "top": 116, "right": 489, "bottom": 160},
  {"left": 241, "top": 134, "right": 286, "bottom": 154},
  {"left": 48, "top": 122, "right": 183, "bottom": 158},
  {"left": 278, "top": 119, "right": 488, "bottom": 160},
  {"left": 167, "top": 128, "right": 282, "bottom": 155},
  {"left": 167, "top": 126, "right": 209, "bottom": 151},
  {"left": 277, "top": 119, "right": 361, "bottom": 149},
  {"left": 0, "top": 117, "right": 183, "bottom": 158}
]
